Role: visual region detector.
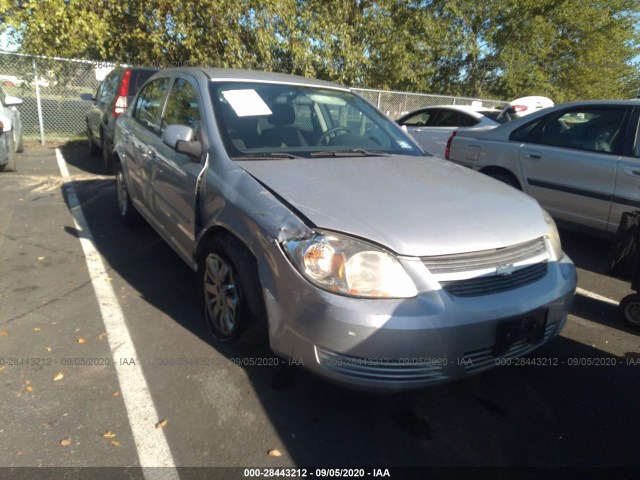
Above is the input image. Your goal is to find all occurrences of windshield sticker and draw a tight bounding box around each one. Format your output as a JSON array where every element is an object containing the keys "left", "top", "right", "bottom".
[
  {"left": 396, "top": 140, "right": 413, "bottom": 149},
  {"left": 222, "top": 89, "right": 272, "bottom": 117}
]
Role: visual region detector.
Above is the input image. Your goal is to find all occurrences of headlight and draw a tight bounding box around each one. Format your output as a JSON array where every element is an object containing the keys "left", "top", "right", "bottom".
[
  {"left": 283, "top": 231, "right": 418, "bottom": 298},
  {"left": 542, "top": 210, "right": 563, "bottom": 260}
]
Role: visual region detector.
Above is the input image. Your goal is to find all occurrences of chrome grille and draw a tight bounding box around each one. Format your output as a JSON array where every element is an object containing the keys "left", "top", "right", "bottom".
[
  {"left": 441, "top": 262, "right": 548, "bottom": 297},
  {"left": 422, "top": 237, "right": 547, "bottom": 275},
  {"left": 315, "top": 347, "right": 448, "bottom": 383}
]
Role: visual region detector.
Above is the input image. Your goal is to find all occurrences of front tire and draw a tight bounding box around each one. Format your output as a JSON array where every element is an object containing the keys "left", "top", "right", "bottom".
[
  {"left": 115, "top": 160, "right": 140, "bottom": 226},
  {"left": 619, "top": 293, "right": 640, "bottom": 330},
  {"left": 199, "top": 235, "right": 267, "bottom": 349}
]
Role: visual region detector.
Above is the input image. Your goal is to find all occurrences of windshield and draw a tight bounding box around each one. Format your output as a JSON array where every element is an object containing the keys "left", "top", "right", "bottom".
[{"left": 209, "top": 82, "right": 424, "bottom": 158}]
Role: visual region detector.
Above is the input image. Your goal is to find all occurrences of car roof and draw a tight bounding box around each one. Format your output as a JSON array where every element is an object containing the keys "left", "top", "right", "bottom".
[{"left": 154, "top": 67, "right": 350, "bottom": 91}]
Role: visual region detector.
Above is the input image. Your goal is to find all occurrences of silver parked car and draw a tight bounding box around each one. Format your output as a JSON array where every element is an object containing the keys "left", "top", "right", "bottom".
[
  {"left": 446, "top": 100, "right": 640, "bottom": 235},
  {"left": 114, "top": 68, "right": 576, "bottom": 391},
  {"left": 396, "top": 105, "right": 508, "bottom": 157},
  {"left": 0, "top": 85, "right": 24, "bottom": 172}
]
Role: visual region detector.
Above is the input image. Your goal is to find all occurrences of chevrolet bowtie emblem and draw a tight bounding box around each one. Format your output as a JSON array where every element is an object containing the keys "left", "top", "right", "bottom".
[{"left": 496, "top": 264, "right": 517, "bottom": 276}]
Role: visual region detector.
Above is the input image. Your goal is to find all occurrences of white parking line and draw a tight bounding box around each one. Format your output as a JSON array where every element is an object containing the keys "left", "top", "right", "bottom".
[
  {"left": 56, "top": 149, "right": 179, "bottom": 479},
  {"left": 576, "top": 287, "right": 620, "bottom": 306}
]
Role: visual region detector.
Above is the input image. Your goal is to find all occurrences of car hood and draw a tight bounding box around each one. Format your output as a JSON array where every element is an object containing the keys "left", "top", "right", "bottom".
[{"left": 238, "top": 155, "right": 549, "bottom": 256}]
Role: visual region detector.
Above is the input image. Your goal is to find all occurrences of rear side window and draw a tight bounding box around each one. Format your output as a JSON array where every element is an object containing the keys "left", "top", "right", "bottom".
[
  {"left": 128, "top": 70, "right": 158, "bottom": 97},
  {"left": 132, "top": 78, "right": 170, "bottom": 132}
]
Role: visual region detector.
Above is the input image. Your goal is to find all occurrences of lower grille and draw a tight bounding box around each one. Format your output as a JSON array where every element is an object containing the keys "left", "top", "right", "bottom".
[
  {"left": 461, "top": 322, "right": 557, "bottom": 373},
  {"left": 315, "top": 347, "right": 448, "bottom": 383},
  {"left": 442, "top": 262, "right": 548, "bottom": 297}
]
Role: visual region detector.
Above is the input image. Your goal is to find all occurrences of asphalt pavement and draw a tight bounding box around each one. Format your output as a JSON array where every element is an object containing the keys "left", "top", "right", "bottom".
[{"left": 1, "top": 142, "right": 639, "bottom": 479}]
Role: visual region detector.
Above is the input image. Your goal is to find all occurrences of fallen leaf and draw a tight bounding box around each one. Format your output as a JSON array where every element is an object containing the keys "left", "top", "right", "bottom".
[
  {"left": 101, "top": 431, "right": 116, "bottom": 439},
  {"left": 75, "top": 328, "right": 80, "bottom": 333},
  {"left": 110, "top": 441, "right": 120, "bottom": 447},
  {"left": 268, "top": 449, "right": 283, "bottom": 457},
  {"left": 76, "top": 338, "right": 86, "bottom": 344},
  {"left": 53, "top": 373, "right": 64, "bottom": 382},
  {"left": 32, "top": 328, "right": 41, "bottom": 332},
  {"left": 38, "top": 256, "right": 45, "bottom": 260},
  {"left": 25, "top": 386, "right": 33, "bottom": 393},
  {"left": 98, "top": 333, "right": 108, "bottom": 340},
  {"left": 0, "top": 366, "right": 5, "bottom": 373},
  {"left": 45, "top": 347, "right": 52, "bottom": 352},
  {"left": 16, "top": 451, "right": 23, "bottom": 456},
  {"left": 0, "top": 331, "right": 8, "bottom": 337},
  {"left": 60, "top": 437, "right": 71, "bottom": 446},
  {"left": 112, "top": 391, "right": 120, "bottom": 397},
  {"left": 155, "top": 419, "right": 167, "bottom": 429}
]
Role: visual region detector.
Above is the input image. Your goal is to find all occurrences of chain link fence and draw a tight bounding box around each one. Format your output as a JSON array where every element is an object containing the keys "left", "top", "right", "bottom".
[
  {"left": 353, "top": 88, "right": 507, "bottom": 118},
  {"left": 0, "top": 51, "right": 507, "bottom": 144}
]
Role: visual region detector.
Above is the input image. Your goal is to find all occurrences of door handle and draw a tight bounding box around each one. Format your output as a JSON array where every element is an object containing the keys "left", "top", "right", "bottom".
[
  {"left": 623, "top": 166, "right": 640, "bottom": 177},
  {"left": 525, "top": 152, "right": 541, "bottom": 160}
]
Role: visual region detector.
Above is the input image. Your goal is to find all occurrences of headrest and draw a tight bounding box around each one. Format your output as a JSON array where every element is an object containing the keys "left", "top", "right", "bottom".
[{"left": 268, "top": 104, "right": 295, "bottom": 126}]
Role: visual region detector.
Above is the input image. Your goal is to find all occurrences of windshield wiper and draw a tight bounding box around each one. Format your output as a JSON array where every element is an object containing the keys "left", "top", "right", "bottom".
[
  {"left": 232, "top": 153, "right": 302, "bottom": 160},
  {"left": 309, "top": 149, "right": 390, "bottom": 158}
]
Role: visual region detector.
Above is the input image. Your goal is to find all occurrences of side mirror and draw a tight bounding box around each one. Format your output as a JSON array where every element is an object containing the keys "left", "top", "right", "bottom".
[
  {"left": 4, "top": 95, "right": 23, "bottom": 107},
  {"left": 162, "top": 124, "right": 203, "bottom": 160}
]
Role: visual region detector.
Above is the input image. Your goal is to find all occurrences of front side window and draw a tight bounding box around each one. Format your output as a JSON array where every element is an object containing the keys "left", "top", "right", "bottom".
[
  {"left": 210, "top": 82, "right": 423, "bottom": 158},
  {"left": 512, "top": 107, "right": 627, "bottom": 155},
  {"left": 432, "top": 110, "right": 478, "bottom": 127},
  {"left": 161, "top": 78, "right": 201, "bottom": 133},
  {"left": 132, "top": 78, "right": 170, "bottom": 132},
  {"left": 399, "top": 110, "right": 435, "bottom": 127}
]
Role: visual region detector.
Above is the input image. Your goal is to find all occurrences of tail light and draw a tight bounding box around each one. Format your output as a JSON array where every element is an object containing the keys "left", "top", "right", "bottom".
[
  {"left": 445, "top": 131, "right": 457, "bottom": 159},
  {"left": 112, "top": 69, "right": 131, "bottom": 118},
  {"left": 511, "top": 105, "right": 528, "bottom": 113}
]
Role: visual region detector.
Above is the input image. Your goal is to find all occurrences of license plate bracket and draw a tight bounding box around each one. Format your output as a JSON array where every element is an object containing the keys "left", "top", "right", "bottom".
[{"left": 493, "top": 309, "right": 548, "bottom": 357}]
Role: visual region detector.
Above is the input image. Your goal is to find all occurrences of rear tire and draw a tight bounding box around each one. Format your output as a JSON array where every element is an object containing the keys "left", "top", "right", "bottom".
[
  {"left": 15, "top": 128, "right": 24, "bottom": 153},
  {"left": 0, "top": 133, "right": 17, "bottom": 172},
  {"left": 115, "top": 160, "right": 141, "bottom": 226},
  {"left": 485, "top": 171, "right": 521, "bottom": 190},
  {"left": 619, "top": 293, "right": 640, "bottom": 330},
  {"left": 88, "top": 124, "right": 100, "bottom": 156},
  {"left": 198, "top": 234, "right": 267, "bottom": 349},
  {"left": 102, "top": 136, "right": 114, "bottom": 174}
]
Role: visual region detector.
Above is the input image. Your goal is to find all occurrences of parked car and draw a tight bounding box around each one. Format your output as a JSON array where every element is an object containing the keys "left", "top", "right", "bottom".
[
  {"left": 396, "top": 105, "right": 509, "bottom": 157},
  {"left": 445, "top": 100, "right": 640, "bottom": 236},
  {"left": 509, "top": 96, "right": 554, "bottom": 117},
  {"left": 114, "top": 68, "right": 576, "bottom": 391},
  {"left": 0, "top": 85, "right": 24, "bottom": 172},
  {"left": 85, "top": 66, "right": 158, "bottom": 173}
]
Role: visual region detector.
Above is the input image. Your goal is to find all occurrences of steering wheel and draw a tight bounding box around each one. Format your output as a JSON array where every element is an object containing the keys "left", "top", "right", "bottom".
[{"left": 317, "top": 127, "right": 350, "bottom": 145}]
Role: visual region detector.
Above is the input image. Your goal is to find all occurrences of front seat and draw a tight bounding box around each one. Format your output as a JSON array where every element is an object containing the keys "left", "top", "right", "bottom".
[{"left": 262, "top": 104, "right": 307, "bottom": 147}]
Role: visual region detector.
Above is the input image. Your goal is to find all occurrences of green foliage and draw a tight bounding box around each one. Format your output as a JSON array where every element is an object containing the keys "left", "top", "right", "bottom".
[{"left": 1, "top": 0, "right": 638, "bottom": 100}]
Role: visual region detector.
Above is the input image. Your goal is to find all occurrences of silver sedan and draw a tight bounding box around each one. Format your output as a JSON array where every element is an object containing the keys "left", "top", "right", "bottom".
[{"left": 114, "top": 68, "right": 576, "bottom": 391}]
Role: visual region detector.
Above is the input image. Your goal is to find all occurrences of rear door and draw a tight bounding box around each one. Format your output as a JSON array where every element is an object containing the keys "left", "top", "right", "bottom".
[
  {"left": 610, "top": 108, "right": 640, "bottom": 232},
  {"left": 517, "top": 105, "right": 629, "bottom": 231},
  {"left": 123, "top": 77, "right": 171, "bottom": 216},
  {"left": 151, "top": 75, "right": 207, "bottom": 262}
]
